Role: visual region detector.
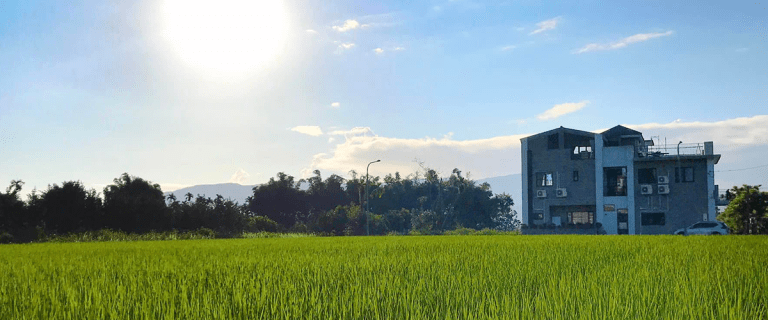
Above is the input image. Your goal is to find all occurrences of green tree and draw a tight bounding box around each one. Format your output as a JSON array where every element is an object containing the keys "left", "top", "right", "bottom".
[
  {"left": 0, "top": 180, "right": 26, "bottom": 233},
  {"left": 718, "top": 185, "right": 768, "bottom": 234},
  {"left": 248, "top": 172, "right": 308, "bottom": 229},
  {"left": 103, "top": 173, "right": 168, "bottom": 233},
  {"left": 34, "top": 181, "right": 103, "bottom": 234}
]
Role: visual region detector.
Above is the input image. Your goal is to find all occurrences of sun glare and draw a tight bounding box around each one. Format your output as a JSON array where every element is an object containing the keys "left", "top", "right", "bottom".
[{"left": 161, "top": 0, "right": 288, "bottom": 75}]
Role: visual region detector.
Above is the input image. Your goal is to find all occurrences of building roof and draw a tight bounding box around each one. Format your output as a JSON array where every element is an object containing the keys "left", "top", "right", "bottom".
[
  {"left": 519, "top": 126, "right": 596, "bottom": 141},
  {"left": 601, "top": 125, "right": 644, "bottom": 140}
]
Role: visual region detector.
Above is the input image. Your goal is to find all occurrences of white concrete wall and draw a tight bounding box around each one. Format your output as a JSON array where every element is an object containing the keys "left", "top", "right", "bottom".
[
  {"left": 521, "top": 139, "right": 529, "bottom": 225},
  {"left": 594, "top": 135, "right": 605, "bottom": 231},
  {"left": 707, "top": 158, "right": 716, "bottom": 221},
  {"left": 601, "top": 145, "right": 636, "bottom": 234}
]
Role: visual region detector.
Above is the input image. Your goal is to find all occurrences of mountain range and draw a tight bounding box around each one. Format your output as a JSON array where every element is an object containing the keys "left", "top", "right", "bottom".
[{"left": 165, "top": 174, "right": 522, "bottom": 212}]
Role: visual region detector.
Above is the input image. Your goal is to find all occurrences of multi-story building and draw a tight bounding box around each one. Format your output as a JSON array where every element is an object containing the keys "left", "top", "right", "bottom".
[{"left": 520, "top": 125, "right": 724, "bottom": 235}]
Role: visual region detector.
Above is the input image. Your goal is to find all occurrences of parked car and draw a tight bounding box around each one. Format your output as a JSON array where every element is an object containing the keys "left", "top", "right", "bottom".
[{"left": 674, "top": 221, "right": 729, "bottom": 235}]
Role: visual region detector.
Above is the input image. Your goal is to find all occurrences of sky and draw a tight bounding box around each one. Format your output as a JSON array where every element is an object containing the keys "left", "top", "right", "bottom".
[{"left": 1, "top": 0, "right": 767, "bottom": 198}]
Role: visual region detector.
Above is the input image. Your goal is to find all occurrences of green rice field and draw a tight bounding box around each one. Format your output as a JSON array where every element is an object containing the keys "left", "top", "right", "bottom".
[{"left": 1, "top": 235, "right": 766, "bottom": 319}]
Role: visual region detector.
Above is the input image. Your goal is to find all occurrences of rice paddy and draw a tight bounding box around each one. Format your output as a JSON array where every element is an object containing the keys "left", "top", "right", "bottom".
[{"left": 1, "top": 235, "right": 766, "bottom": 319}]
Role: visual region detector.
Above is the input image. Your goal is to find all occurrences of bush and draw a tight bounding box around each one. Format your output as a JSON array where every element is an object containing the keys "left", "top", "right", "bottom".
[
  {"left": 0, "top": 232, "right": 13, "bottom": 244},
  {"left": 247, "top": 216, "right": 278, "bottom": 233}
]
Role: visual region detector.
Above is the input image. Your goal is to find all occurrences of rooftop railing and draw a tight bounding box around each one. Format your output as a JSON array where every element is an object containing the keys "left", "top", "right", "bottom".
[{"left": 646, "top": 143, "right": 705, "bottom": 156}]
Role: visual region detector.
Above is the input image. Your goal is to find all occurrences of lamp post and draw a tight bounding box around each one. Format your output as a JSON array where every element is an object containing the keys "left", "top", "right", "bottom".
[{"left": 365, "top": 159, "right": 381, "bottom": 236}]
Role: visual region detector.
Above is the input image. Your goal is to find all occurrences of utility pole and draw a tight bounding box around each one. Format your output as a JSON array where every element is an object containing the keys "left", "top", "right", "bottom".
[{"left": 366, "top": 159, "right": 381, "bottom": 236}]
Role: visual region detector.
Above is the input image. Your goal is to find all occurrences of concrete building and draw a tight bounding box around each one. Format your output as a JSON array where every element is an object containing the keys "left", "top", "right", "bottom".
[{"left": 520, "top": 125, "right": 724, "bottom": 235}]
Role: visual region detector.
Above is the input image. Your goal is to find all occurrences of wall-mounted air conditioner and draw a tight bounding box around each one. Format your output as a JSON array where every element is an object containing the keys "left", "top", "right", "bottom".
[
  {"left": 556, "top": 188, "right": 567, "bottom": 197},
  {"left": 536, "top": 190, "right": 547, "bottom": 198},
  {"left": 640, "top": 184, "right": 653, "bottom": 195},
  {"left": 658, "top": 176, "right": 669, "bottom": 184},
  {"left": 658, "top": 184, "right": 670, "bottom": 194}
]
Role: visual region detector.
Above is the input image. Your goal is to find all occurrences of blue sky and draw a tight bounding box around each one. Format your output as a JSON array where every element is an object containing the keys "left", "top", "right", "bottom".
[{"left": 1, "top": 0, "right": 766, "bottom": 196}]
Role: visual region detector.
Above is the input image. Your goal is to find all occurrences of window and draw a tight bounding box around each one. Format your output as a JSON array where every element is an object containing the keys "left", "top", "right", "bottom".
[
  {"left": 573, "top": 170, "right": 579, "bottom": 181},
  {"left": 536, "top": 172, "right": 553, "bottom": 187},
  {"left": 604, "top": 167, "right": 627, "bottom": 196},
  {"left": 604, "top": 204, "right": 615, "bottom": 211},
  {"left": 642, "top": 212, "right": 665, "bottom": 225},
  {"left": 548, "top": 133, "right": 559, "bottom": 149},
  {"left": 568, "top": 211, "right": 593, "bottom": 224},
  {"left": 675, "top": 167, "right": 694, "bottom": 182},
  {"left": 637, "top": 168, "right": 657, "bottom": 184}
]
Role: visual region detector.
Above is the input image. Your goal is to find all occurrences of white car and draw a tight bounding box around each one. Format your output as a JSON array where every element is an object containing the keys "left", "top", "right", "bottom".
[{"left": 674, "top": 221, "right": 730, "bottom": 235}]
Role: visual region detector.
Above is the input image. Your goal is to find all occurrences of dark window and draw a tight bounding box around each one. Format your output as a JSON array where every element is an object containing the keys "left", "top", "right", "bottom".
[
  {"left": 641, "top": 212, "right": 665, "bottom": 225},
  {"left": 548, "top": 133, "right": 559, "bottom": 149},
  {"left": 638, "top": 168, "right": 657, "bottom": 184},
  {"left": 573, "top": 170, "right": 579, "bottom": 181},
  {"left": 604, "top": 167, "right": 627, "bottom": 196},
  {"left": 536, "top": 172, "right": 553, "bottom": 187},
  {"left": 675, "top": 167, "right": 694, "bottom": 182}
]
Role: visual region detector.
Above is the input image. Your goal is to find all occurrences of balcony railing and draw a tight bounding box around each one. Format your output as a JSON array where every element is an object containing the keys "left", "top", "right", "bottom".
[{"left": 646, "top": 143, "right": 705, "bottom": 156}]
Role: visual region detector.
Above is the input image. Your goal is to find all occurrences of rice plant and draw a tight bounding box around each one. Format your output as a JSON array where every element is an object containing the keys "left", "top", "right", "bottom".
[{"left": 1, "top": 236, "right": 765, "bottom": 319}]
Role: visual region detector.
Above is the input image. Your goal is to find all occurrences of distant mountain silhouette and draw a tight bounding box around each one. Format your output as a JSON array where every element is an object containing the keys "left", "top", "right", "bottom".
[
  {"left": 165, "top": 174, "right": 522, "bottom": 211},
  {"left": 477, "top": 174, "right": 522, "bottom": 213},
  {"left": 165, "top": 183, "right": 255, "bottom": 205}
]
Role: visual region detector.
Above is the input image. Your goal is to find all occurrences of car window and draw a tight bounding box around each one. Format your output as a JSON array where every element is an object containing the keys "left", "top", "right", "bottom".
[
  {"left": 690, "top": 223, "right": 704, "bottom": 229},
  {"left": 704, "top": 222, "right": 718, "bottom": 228}
]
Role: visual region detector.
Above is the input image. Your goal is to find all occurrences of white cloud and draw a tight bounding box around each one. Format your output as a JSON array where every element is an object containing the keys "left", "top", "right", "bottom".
[
  {"left": 374, "top": 48, "right": 384, "bottom": 54},
  {"left": 529, "top": 17, "right": 560, "bottom": 35},
  {"left": 537, "top": 100, "right": 589, "bottom": 120},
  {"left": 623, "top": 115, "right": 768, "bottom": 150},
  {"left": 394, "top": 46, "right": 405, "bottom": 51},
  {"left": 338, "top": 43, "right": 355, "bottom": 50},
  {"left": 332, "top": 20, "right": 360, "bottom": 32},
  {"left": 500, "top": 45, "right": 516, "bottom": 52},
  {"left": 573, "top": 30, "right": 674, "bottom": 54},
  {"left": 229, "top": 168, "right": 250, "bottom": 184},
  {"left": 331, "top": 102, "right": 341, "bottom": 108},
  {"left": 290, "top": 126, "right": 324, "bottom": 136},
  {"left": 303, "top": 126, "right": 526, "bottom": 179},
  {"left": 305, "top": 29, "right": 318, "bottom": 34}
]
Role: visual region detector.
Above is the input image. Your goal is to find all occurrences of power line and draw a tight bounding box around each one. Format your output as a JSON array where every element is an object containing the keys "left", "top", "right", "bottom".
[{"left": 716, "top": 164, "right": 768, "bottom": 173}]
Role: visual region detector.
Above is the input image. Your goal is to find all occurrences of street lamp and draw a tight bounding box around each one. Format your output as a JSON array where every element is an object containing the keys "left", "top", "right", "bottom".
[{"left": 365, "top": 159, "right": 381, "bottom": 236}]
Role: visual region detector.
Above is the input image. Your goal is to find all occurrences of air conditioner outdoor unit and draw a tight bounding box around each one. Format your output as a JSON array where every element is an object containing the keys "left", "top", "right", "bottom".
[
  {"left": 658, "top": 176, "right": 669, "bottom": 184},
  {"left": 640, "top": 184, "right": 653, "bottom": 195},
  {"left": 658, "top": 184, "right": 670, "bottom": 194},
  {"left": 536, "top": 190, "right": 547, "bottom": 198},
  {"left": 556, "top": 188, "right": 567, "bottom": 197}
]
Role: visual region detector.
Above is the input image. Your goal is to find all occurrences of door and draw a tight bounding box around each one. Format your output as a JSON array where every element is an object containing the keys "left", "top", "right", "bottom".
[{"left": 617, "top": 211, "right": 629, "bottom": 234}]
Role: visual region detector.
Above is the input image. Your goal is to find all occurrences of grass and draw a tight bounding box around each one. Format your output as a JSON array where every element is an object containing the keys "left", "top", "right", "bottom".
[{"left": 1, "top": 236, "right": 765, "bottom": 319}]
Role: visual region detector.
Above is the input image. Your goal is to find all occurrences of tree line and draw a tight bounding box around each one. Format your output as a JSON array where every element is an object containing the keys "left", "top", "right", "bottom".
[{"left": 0, "top": 167, "right": 519, "bottom": 243}]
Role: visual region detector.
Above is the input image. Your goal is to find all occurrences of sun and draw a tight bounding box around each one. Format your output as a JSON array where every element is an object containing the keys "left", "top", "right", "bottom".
[{"left": 161, "top": 0, "right": 288, "bottom": 75}]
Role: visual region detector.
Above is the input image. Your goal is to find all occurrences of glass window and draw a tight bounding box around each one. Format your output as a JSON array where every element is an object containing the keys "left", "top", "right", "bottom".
[
  {"left": 675, "top": 167, "right": 694, "bottom": 183},
  {"left": 604, "top": 167, "right": 628, "bottom": 196},
  {"left": 641, "top": 212, "right": 665, "bottom": 225},
  {"left": 638, "top": 168, "right": 657, "bottom": 184},
  {"left": 573, "top": 170, "right": 579, "bottom": 181},
  {"left": 569, "top": 211, "right": 593, "bottom": 224},
  {"left": 536, "top": 172, "right": 554, "bottom": 187}
]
